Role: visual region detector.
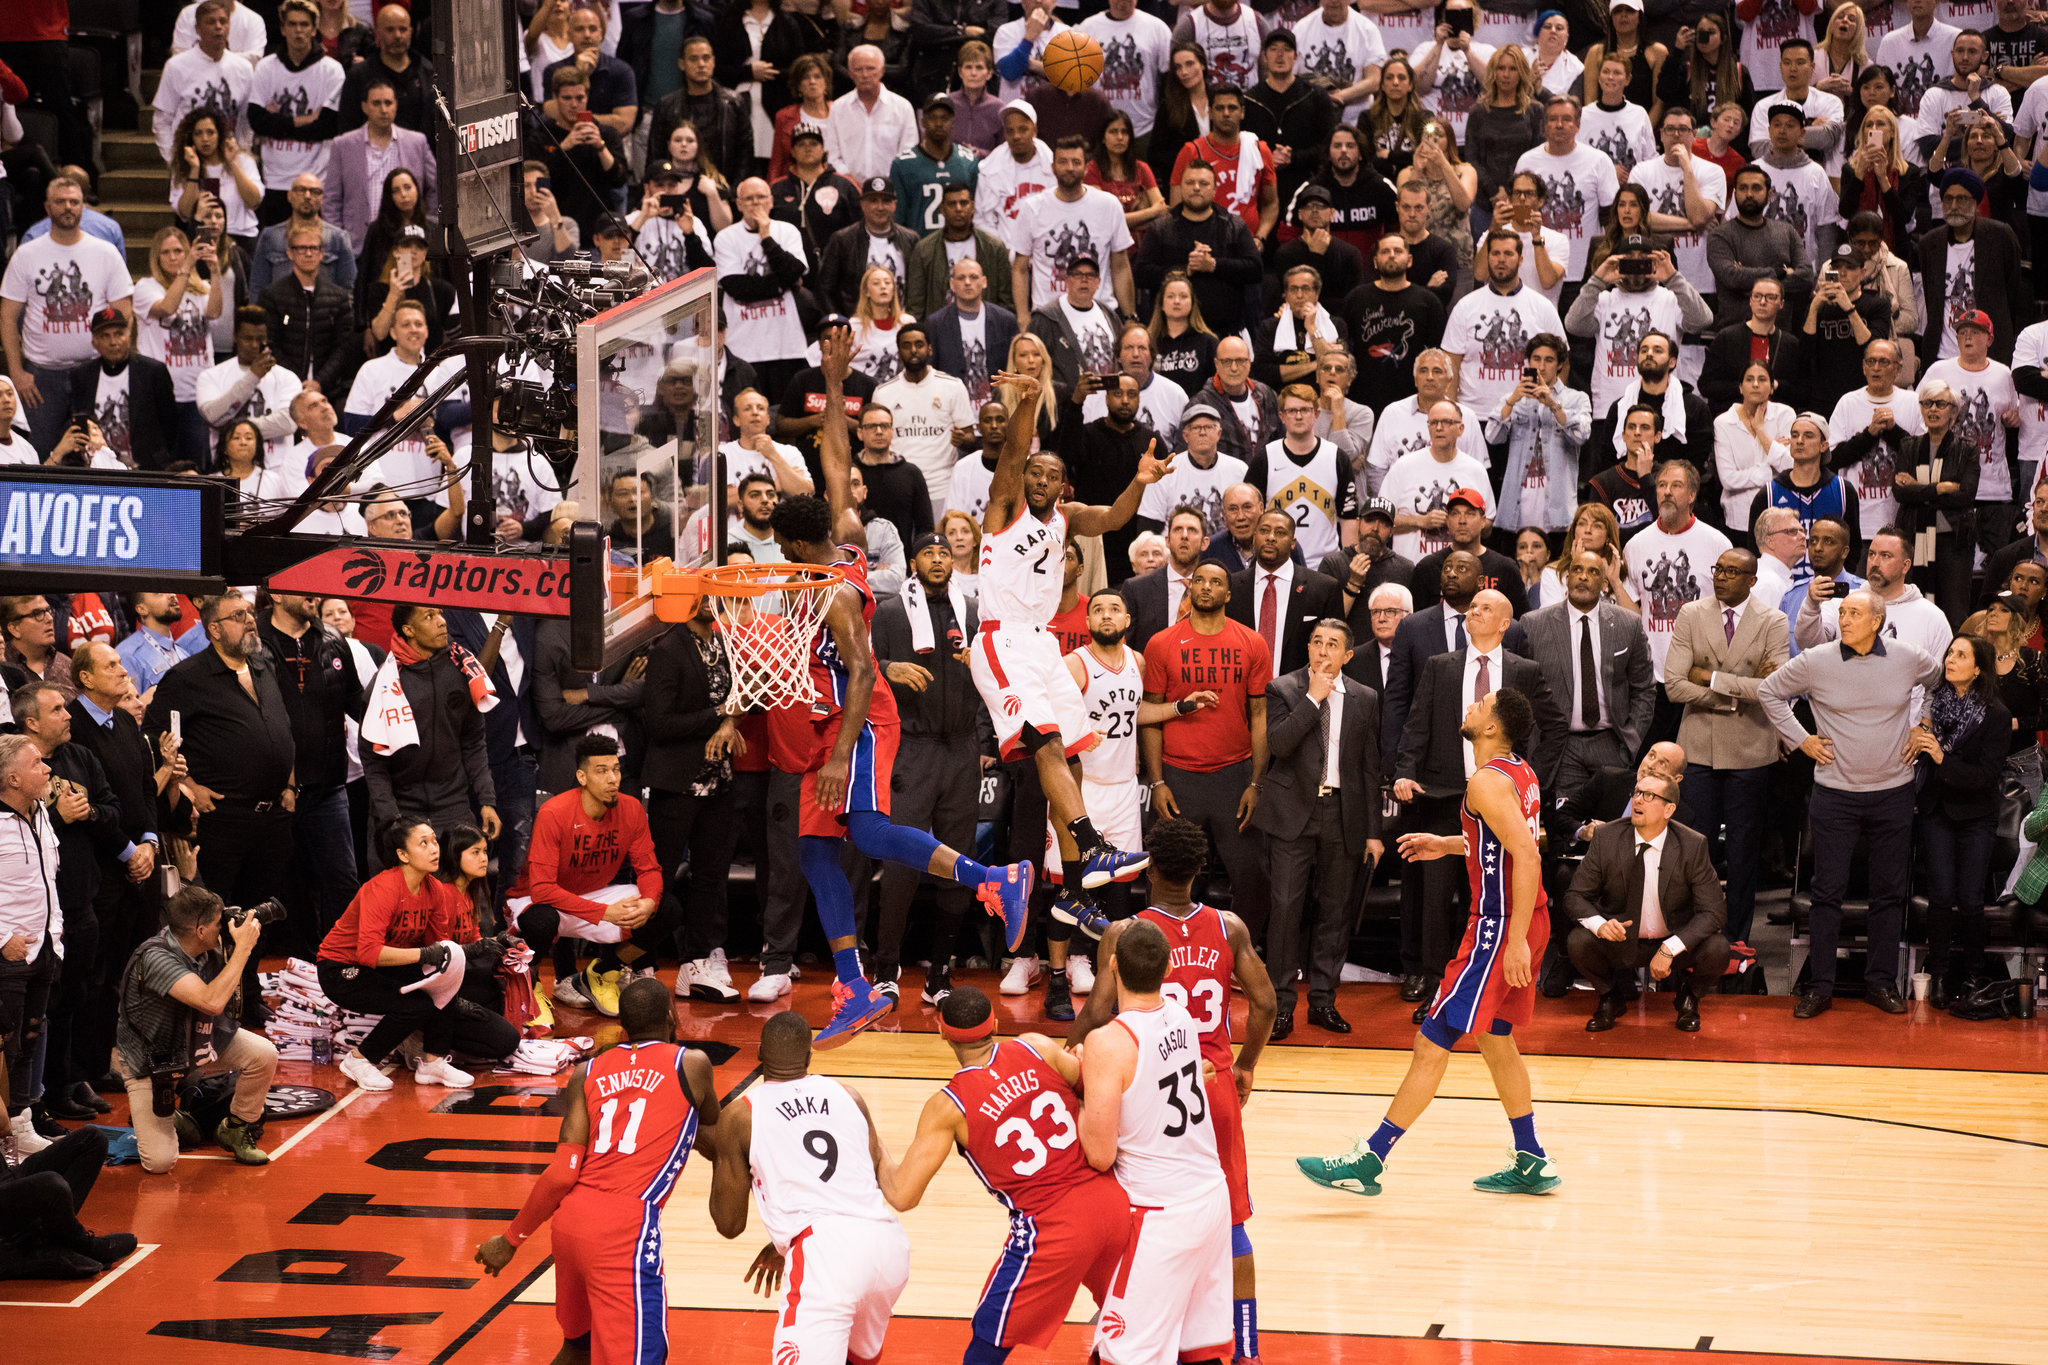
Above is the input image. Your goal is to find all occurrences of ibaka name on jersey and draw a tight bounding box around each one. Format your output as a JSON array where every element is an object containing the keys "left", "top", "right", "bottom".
[{"left": 771, "top": 1090, "right": 834, "bottom": 1122}]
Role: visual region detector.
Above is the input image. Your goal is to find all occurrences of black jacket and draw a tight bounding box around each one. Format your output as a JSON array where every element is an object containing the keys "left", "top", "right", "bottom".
[
  {"left": 1916, "top": 697, "right": 2013, "bottom": 822},
  {"left": 819, "top": 221, "right": 922, "bottom": 316},
  {"left": 525, "top": 116, "right": 631, "bottom": 240},
  {"left": 1131, "top": 207, "right": 1263, "bottom": 337},
  {"left": 1892, "top": 429, "right": 1980, "bottom": 548},
  {"left": 1983, "top": 533, "right": 2048, "bottom": 608},
  {"left": 66, "top": 354, "right": 177, "bottom": 471},
  {"left": 870, "top": 587, "right": 988, "bottom": 741},
  {"left": 1380, "top": 604, "right": 1531, "bottom": 756},
  {"left": 649, "top": 86, "right": 754, "bottom": 188},
  {"left": 67, "top": 696, "right": 159, "bottom": 851},
  {"left": 1408, "top": 546, "right": 1529, "bottom": 617},
  {"left": 260, "top": 274, "right": 361, "bottom": 400},
  {"left": 1252, "top": 665, "right": 1382, "bottom": 852},
  {"left": 1918, "top": 218, "right": 2027, "bottom": 364},
  {"left": 338, "top": 52, "right": 439, "bottom": 136},
  {"left": 256, "top": 617, "right": 365, "bottom": 796},
  {"left": 1698, "top": 323, "right": 1804, "bottom": 414},
  {"left": 771, "top": 170, "right": 864, "bottom": 281},
  {"left": 713, "top": 5, "right": 811, "bottom": 120},
  {"left": 530, "top": 617, "right": 646, "bottom": 798},
  {"left": 1027, "top": 298, "right": 1126, "bottom": 403},
  {"left": 361, "top": 650, "right": 497, "bottom": 825},
  {"left": 1224, "top": 564, "right": 1345, "bottom": 678},
  {"left": 640, "top": 624, "right": 732, "bottom": 795},
  {"left": 46, "top": 740, "right": 124, "bottom": 911},
  {"left": 903, "top": 0, "right": 1008, "bottom": 103}
]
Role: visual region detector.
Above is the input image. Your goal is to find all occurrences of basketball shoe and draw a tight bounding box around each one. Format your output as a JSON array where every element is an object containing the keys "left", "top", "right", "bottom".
[
  {"left": 979, "top": 860, "right": 1035, "bottom": 952},
  {"left": 1080, "top": 843, "right": 1149, "bottom": 888},
  {"left": 815, "top": 977, "right": 895, "bottom": 1049},
  {"left": 1295, "top": 1136, "right": 1385, "bottom": 1195},
  {"left": 1473, "top": 1150, "right": 1560, "bottom": 1194}
]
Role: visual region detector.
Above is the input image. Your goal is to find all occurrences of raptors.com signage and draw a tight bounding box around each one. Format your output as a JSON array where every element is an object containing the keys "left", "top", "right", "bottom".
[{"left": 269, "top": 544, "right": 576, "bottom": 615}]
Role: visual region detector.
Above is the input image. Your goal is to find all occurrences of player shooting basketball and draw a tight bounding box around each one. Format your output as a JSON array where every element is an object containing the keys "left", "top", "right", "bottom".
[
  {"left": 1297, "top": 688, "right": 1562, "bottom": 1198},
  {"left": 767, "top": 320, "right": 1035, "bottom": 1048},
  {"left": 972, "top": 360, "right": 1175, "bottom": 940}
]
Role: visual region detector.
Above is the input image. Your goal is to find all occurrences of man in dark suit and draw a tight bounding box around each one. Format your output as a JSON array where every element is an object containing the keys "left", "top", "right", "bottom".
[
  {"left": 1120, "top": 506, "right": 1210, "bottom": 655},
  {"left": 1226, "top": 509, "right": 1345, "bottom": 678},
  {"left": 1543, "top": 738, "right": 1688, "bottom": 993},
  {"left": 1345, "top": 580, "right": 1408, "bottom": 693},
  {"left": 1380, "top": 549, "right": 1530, "bottom": 760},
  {"left": 1518, "top": 550, "right": 1657, "bottom": 799},
  {"left": 1919, "top": 172, "right": 2025, "bottom": 365},
  {"left": 923, "top": 258, "right": 1018, "bottom": 406},
  {"left": 1255, "top": 620, "right": 1383, "bottom": 1038},
  {"left": 1392, "top": 588, "right": 1563, "bottom": 1003},
  {"left": 1563, "top": 772, "right": 1730, "bottom": 1032},
  {"left": 67, "top": 310, "right": 178, "bottom": 470}
]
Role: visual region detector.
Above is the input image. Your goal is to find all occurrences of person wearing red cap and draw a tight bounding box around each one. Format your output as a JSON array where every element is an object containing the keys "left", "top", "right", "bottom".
[
  {"left": 1409, "top": 486, "right": 1529, "bottom": 616},
  {"left": 1919, "top": 306, "right": 2023, "bottom": 574}
]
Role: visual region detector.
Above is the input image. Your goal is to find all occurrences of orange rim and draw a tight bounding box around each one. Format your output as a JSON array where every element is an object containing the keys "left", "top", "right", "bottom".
[{"left": 653, "top": 561, "right": 847, "bottom": 600}]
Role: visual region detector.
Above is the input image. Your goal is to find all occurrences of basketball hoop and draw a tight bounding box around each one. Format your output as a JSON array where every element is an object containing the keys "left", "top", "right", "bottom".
[{"left": 650, "top": 561, "right": 847, "bottom": 714}]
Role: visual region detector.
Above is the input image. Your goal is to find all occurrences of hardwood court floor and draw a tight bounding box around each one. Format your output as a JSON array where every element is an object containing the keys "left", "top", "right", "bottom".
[{"left": 10, "top": 966, "right": 2046, "bottom": 1365}]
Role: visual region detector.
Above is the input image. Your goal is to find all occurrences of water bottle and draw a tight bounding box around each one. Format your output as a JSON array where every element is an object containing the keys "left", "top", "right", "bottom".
[{"left": 312, "top": 1034, "right": 333, "bottom": 1067}]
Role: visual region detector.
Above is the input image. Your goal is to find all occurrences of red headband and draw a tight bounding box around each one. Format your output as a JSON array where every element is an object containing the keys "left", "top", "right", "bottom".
[{"left": 938, "top": 1014, "right": 996, "bottom": 1044}]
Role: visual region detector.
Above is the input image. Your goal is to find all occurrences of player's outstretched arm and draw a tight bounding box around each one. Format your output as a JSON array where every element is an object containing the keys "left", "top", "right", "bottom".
[
  {"left": 682, "top": 1048, "right": 722, "bottom": 1135},
  {"left": 707, "top": 1094, "right": 754, "bottom": 1239},
  {"left": 1017, "top": 1032, "right": 1083, "bottom": 1088},
  {"left": 879, "top": 1090, "right": 967, "bottom": 1212},
  {"left": 478, "top": 1064, "right": 592, "bottom": 1275},
  {"left": 1223, "top": 912, "right": 1277, "bottom": 1104},
  {"left": 1064, "top": 439, "right": 1175, "bottom": 537},
  {"left": 1078, "top": 1020, "right": 1134, "bottom": 1172},
  {"left": 981, "top": 367, "right": 1044, "bottom": 534},
  {"left": 1064, "top": 921, "right": 1126, "bottom": 1052},
  {"left": 1468, "top": 765, "right": 1541, "bottom": 988},
  {"left": 817, "top": 323, "right": 867, "bottom": 551}
]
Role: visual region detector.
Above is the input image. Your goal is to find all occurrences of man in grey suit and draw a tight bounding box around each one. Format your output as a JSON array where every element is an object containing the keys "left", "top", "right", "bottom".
[
  {"left": 1563, "top": 772, "right": 1730, "bottom": 1033},
  {"left": 1255, "top": 619, "right": 1384, "bottom": 1039},
  {"left": 1520, "top": 550, "right": 1657, "bottom": 799},
  {"left": 1662, "top": 547, "right": 1790, "bottom": 946}
]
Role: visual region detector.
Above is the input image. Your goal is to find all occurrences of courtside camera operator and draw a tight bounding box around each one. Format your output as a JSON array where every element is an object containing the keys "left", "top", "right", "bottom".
[{"left": 113, "top": 885, "right": 279, "bottom": 1172}]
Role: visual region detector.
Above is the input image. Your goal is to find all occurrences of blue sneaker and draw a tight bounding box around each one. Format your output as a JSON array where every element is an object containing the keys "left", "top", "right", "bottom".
[
  {"left": 1049, "top": 889, "right": 1111, "bottom": 940},
  {"left": 813, "top": 977, "right": 894, "bottom": 1050},
  {"left": 979, "top": 861, "right": 1034, "bottom": 954},
  {"left": 1081, "top": 843, "right": 1150, "bottom": 889}
]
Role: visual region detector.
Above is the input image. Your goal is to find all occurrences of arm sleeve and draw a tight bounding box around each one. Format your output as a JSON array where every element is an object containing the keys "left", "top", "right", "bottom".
[{"left": 505, "top": 1144, "right": 589, "bottom": 1245}]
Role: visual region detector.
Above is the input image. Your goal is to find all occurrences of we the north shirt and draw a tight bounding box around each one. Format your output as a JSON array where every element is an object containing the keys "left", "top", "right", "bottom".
[{"left": 1142, "top": 617, "right": 1272, "bottom": 771}]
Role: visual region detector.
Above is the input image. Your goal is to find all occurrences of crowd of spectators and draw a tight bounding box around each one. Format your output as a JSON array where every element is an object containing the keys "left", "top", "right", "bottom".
[{"left": 10, "top": 0, "right": 2048, "bottom": 1234}]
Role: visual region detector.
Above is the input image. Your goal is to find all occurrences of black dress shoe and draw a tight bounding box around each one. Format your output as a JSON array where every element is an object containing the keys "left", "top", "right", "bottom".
[
  {"left": 1411, "top": 1000, "right": 1429, "bottom": 1025},
  {"left": 1308, "top": 1003, "right": 1351, "bottom": 1034},
  {"left": 1793, "top": 990, "right": 1832, "bottom": 1019},
  {"left": 1674, "top": 992, "right": 1701, "bottom": 1032},
  {"left": 1585, "top": 995, "right": 1620, "bottom": 1032},
  {"left": 1866, "top": 982, "right": 1908, "bottom": 1014},
  {"left": 1930, "top": 977, "right": 1954, "bottom": 1010},
  {"left": 1399, "top": 974, "right": 1429, "bottom": 1002},
  {"left": 41, "top": 1088, "right": 96, "bottom": 1121},
  {"left": 69, "top": 1081, "right": 111, "bottom": 1115},
  {"left": 91, "top": 1071, "right": 123, "bottom": 1095},
  {"left": 1269, "top": 1009, "right": 1294, "bottom": 1042},
  {"left": 29, "top": 1103, "right": 69, "bottom": 1137}
]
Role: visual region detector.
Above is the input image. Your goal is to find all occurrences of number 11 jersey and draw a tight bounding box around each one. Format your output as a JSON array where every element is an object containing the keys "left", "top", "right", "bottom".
[{"left": 746, "top": 1074, "right": 899, "bottom": 1253}]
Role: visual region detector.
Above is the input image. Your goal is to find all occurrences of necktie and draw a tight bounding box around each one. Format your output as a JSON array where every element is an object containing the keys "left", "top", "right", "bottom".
[
  {"left": 1578, "top": 614, "right": 1599, "bottom": 729},
  {"left": 1318, "top": 684, "right": 1335, "bottom": 788},
  {"left": 1724, "top": 607, "right": 1737, "bottom": 643},
  {"left": 1636, "top": 840, "right": 1666, "bottom": 937},
  {"left": 1625, "top": 840, "right": 1649, "bottom": 934},
  {"left": 1175, "top": 577, "right": 1193, "bottom": 620},
  {"left": 1260, "top": 573, "right": 1279, "bottom": 660},
  {"left": 1453, "top": 612, "right": 1467, "bottom": 650},
  {"left": 1473, "top": 651, "right": 1491, "bottom": 706}
]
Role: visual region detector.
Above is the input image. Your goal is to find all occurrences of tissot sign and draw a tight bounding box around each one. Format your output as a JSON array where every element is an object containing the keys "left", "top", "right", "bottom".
[
  {"left": 457, "top": 112, "right": 518, "bottom": 155},
  {"left": 269, "top": 544, "right": 576, "bottom": 615}
]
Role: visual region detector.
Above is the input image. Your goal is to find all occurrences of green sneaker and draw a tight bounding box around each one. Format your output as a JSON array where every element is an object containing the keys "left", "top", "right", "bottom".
[
  {"left": 215, "top": 1116, "right": 272, "bottom": 1166},
  {"left": 1295, "top": 1136, "right": 1385, "bottom": 1195},
  {"left": 171, "top": 1109, "right": 201, "bottom": 1149},
  {"left": 1473, "top": 1150, "right": 1559, "bottom": 1194}
]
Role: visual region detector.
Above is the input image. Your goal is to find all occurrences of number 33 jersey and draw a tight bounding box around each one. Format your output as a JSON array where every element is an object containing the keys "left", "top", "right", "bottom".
[
  {"left": 746, "top": 1075, "right": 900, "bottom": 1253},
  {"left": 944, "top": 1039, "right": 1115, "bottom": 1217},
  {"left": 1136, "top": 904, "right": 1237, "bottom": 1070},
  {"left": 1108, "top": 999, "right": 1225, "bottom": 1207}
]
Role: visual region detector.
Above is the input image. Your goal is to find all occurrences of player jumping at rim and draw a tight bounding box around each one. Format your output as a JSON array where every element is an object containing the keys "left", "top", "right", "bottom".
[
  {"left": 1296, "top": 688, "right": 1561, "bottom": 1197},
  {"left": 973, "top": 362, "right": 1174, "bottom": 944},
  {"left": 475, "top": 978, "right": 719, "bottom": 1365},
  {"left": 770, "top": 320, "right": 1035, "bottom": 1048},
  {"left": 1070, "top": 815, "right": 1276, "bottom": 1365},
  {"left": 877, "top": 984, "right": 1132, "bottom": 1365}
]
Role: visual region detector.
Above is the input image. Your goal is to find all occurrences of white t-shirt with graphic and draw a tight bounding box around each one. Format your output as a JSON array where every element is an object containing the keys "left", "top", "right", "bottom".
[
  {"left": 1588, "top": 285, "right": 1685, "bottom": 420},
  {"left": 1059, "top": 297, "right": 1119, "bottom": 378},
  {"left": 1753, "top": 157, "right": 1836, "bottom": 273},
  {"left": 152, "top": 47, "right": 255, "bottom": 162},
  {"left": 1077, "top": 11, "right": 1175, "bottom": 136},
  {"left": 249, "top": 52, "right": 346, "bottom": 188},
  {"left": 974, "top": 139, "right": 1055, "bottom": 236},
  {"left": 1379, "top": 448, "right": 1496, "bottom": 561},
  {"left": 2011, "top": 321, "right": 2048, "bottom": 488},
  {"left": 1410, "top": 39, "right": 1497, "bottom": 145},
  {"left": 131, "top": 275, "right": 214, "bottom": 402},
  {"left": 344, "top": 351, "right": 466, "bottom": 502},
  {"left": 1365, "top": 395, "right": 1489, "bottom": 491},
  {"left": 1742, "top": 0, "right": 1813, "bottom": 91},
  {"left": 1937, "top": 237, "right": 1976, "bottom": 362},
  {"left": 1921, "top": 358, "right": 2019, "bottom": 501},
  {"left": 875, "top": 368, "right": 976, "bottom": 510},
  {"left": 1627, "top": 155, "right": 1727, "bottom": 289},
  {"left": 1441, "top": 285, "right": 1564, "bottom": 421},
  {"left": 1137, "top": 451, "right": 1249, "bottom": 537},
  {"left": 1877, "top": 21, "right": 1960, "bottom": 117},
  {"left": 1183, "top": 6, "right": 1266, "bottom": 91},
  {"left": 1514, "top": 143, "right": 1620, "bottom": 282},
  {"left": 714, "top": 219, "right": 810, "bottom": 364},
  {"left": 1292, "top": 9, "right": 1389, "bottom": 123},
  {"left": 1827, "top": 384, "right": 1924, "bottom": 533},
  {"left": 1580, "top": 102, "right": 1657, "bottom": 178},
  {"left": 0, "top": 233, "right": 135, "bottom": 369},
  {"left": 1623, "top": 516, "right": 1733, "bottom": 679},
  {"left": 196, "top": 355, "right": 303, "bottom": 463},
  {"left": 1007, "top": 186, "right": 1133, "bottom": 306}
]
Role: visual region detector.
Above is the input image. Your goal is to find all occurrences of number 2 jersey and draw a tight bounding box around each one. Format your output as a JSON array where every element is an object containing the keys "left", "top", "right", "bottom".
[
  {"left": 577, "top": 1041, "right": 703, "bottom": 1204},
  {"left": 943, "top": 1038, "right": 1120, "bottom": 1217},
  {"left": 1136, "top": 904, "right": 1237, "bottom": 1070},
  {"left": 977, "top": 504, "right": 1068, "bottom": 628},
  {"left": 746, "top": 1074, "right": 900, "bottom": 1253}
]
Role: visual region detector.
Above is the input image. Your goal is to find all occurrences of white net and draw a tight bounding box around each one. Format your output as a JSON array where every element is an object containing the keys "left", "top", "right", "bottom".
[{"left": 703, "top": 564, "right": 845, "bottom": 714}]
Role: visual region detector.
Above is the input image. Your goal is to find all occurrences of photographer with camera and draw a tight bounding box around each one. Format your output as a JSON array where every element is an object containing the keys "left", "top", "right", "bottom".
[
  {"left": 112, "top": 884, "right": 277, "bottom": 1171},
  {"left": 316, "top": 818, "right": 483, "bottom": 1093}
]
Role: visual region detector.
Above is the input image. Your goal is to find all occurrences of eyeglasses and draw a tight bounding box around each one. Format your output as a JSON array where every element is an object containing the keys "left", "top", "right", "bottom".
[
  {"left": 9, "top": 607, "right": 52, "bottom": 624},
  {"left": 1426, "top": 418, "right": 1460, "bottom": 427},
  {"left": 1280, "top": 406, "right": 1317, "bottom": 416},
  {"left": 1368, "top": 606, "right": 1404, "bottom": 616},
  {"left": 287, "top": 244, "right": 323, "bottom": 253},
  {"left": 1920, "top": 397, "right": 1956, "bottom": 408},
  {"left": 1632, "top": 787, "right": 1675, "bottom": 804},
  {"left": 217, "top": 610, "right": 256, "bottom": 625},
  {"left": 1709, "top": 564, "right": 1754, "bottom": 576},
  {"left": 1767, "top": 526, "right": 1807, "bottom": 540},
  {"left": 1509, "top": 187, "right": 1542, "bottom": 198}
]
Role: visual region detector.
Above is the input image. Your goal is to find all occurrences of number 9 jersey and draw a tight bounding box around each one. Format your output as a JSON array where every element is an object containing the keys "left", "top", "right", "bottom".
[{"left": 1135, "top": 903, "right": 1253, "bottom": 1224}]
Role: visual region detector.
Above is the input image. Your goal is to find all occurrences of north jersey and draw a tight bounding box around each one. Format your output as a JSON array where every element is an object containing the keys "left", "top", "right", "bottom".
[
  {"left": 811, "top": 548, "right": 901, "bottom": 727},
  {"left": 1074, "top": 645, "right": 1141, "bottom": 784},
  {"left": 578, "top": 1041, "right": 702, "bottom": 1205},
  {"left": 943, "top": 1038, "right": 1104, "bottom": 1216},
  {"left": 746, "top": 1074, "right": 900, "bottom": 1253},
  {"left": 1462, "top": 755, "right": 1549, "bottom": 924},
  {"left": 978, "top": 504, "right": 1069, "bottom": 627},
  {"left": 1250, "top": 437, "right": 1355, "bottom": 564},
  {"left": 1108, "top": 1001, "right": 1225, "bottom": 1207},
  {"left": 1136, "top": 904, "right": 1237, "bottom": 1070}
]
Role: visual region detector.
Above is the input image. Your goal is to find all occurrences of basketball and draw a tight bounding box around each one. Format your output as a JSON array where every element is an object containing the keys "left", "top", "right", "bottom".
[{"left": 1041, "top": 30, "right": 1104, "bottom": 95}]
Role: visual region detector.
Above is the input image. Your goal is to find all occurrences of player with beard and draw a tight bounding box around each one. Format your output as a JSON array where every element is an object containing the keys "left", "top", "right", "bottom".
[
  {"left": 772, "top": 324, "right": 1037, "bottom": 1048},
  {"left": 1299, "top": 687, "right": 1561, "bottom": 1199}
]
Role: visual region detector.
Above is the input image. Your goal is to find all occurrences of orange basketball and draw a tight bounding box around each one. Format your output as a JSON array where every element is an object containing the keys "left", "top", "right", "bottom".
[{"left": 1041, "top": 30, "right": 1104, "bottom": 95}]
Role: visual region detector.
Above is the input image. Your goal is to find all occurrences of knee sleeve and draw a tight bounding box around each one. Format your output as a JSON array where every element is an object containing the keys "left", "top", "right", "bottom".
[
  {"left": 963, "top": 1335, "right": 1013, "bottom": 1365},
  {"left": 1232, "top": 1222, "right": 1253, "bottom": 1258}
]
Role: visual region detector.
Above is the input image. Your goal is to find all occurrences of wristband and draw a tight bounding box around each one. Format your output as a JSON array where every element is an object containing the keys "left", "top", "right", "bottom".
[{"left": 1176, "top": 698, "right": 1198, "bottom": 715}]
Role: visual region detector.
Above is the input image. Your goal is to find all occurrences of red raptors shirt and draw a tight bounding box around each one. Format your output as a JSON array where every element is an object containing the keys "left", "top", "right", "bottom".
[
  {"left": 1136, "top": 904, "right": 1237, "bottom": 1069},
  {"left": 317, "top": 866, "right": 471, "bottom": 966},
  {"left": 578, "top": 1040, "right": 702, "bottom": 1205},
  {"left": 1047, "top": 600, "right": 1089, "bottom": 656},
  {"left": 943, "top": 1039, "right": 1110, "bottom": 1217},
  {"left": 508, "top": 788, "right": 664, "bottom": 923},
  {"left": 1141, "top": 618, "right": 1271, "bottom": 772}
]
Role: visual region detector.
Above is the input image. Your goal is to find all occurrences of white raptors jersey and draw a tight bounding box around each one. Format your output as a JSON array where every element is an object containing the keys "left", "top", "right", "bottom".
[
  {"left": 745, "top": 1075, "right": 899, "bottom": 1252},
  {"left": 1260, "top": 437, "right": 1345, "bottom": 564},
  {"left": 977, "top": 504, "right": 1068, "bottom": 627},
  {"left": 1076, "top": 644, "right": 1141, "bottom": 785},
  {"left": 1108, "top": 1001, "right": 1225, "bottom": 1207}
]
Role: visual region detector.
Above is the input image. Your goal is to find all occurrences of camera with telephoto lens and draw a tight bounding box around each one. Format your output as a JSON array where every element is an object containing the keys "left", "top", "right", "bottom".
[{"left": 225, "top": 897, "right": 287, "bottom": 929}]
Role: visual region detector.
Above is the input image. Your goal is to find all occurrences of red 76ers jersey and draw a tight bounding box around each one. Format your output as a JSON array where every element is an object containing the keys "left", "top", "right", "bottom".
[
  {"left": 1462, "top": 755, "right": 1549, "bottom": 924},
  {"left": 1136, "top": 904, "right": 1237, "bottom": 1070},
  {"left": 942, "top": 1039, "right": 1104, "bottom": 1217},
  {"left": 576, "top": 1040, "right": 701, "bottom": 1205}
]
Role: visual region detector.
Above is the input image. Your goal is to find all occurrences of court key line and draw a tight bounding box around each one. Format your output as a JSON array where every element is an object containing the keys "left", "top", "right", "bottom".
[
  {"left": 0, "top": 1242, "right": 162, "bottom": 1309},
  {"left": 177, "top": 1084, "right": 369, "bottom": 1162}
]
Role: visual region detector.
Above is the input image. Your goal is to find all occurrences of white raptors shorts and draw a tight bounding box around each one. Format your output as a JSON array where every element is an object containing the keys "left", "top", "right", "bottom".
[
  {"left": 1044, "top": 777, "right": 1142, "bottom": 881},
  {"left": 1094, "top": 1185, "right": 1232, "bottom": 1365},
  {"left": 970, "top": 624, "right": 1099, "bottom": 761},
  {"left": 503, "top": 885, "right": 635, "bottom": 943},
  {"left": 773, "top": 1214, "right": 911, "bottom": 1365}
]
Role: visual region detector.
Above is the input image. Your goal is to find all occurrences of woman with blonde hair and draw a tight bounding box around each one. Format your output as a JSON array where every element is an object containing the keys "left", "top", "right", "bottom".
[
  {"left": 1815, "top": 3, "right": 1872, "bottom": 98},
  {"left": 850, "top": 265, "right": 912, "bottom": 383},
  {"left": 1396, "top": 119, "right": 1476, "bottom": 272},
  {"left": 1465, "top": 45, "right": 1544, "bottom": 212},
  {"left": 941, "top": 509, "right": 982, "bottom": 598},
  {"left": 133, "top": 224, "right": 225, "bottom": 464},
  {"left": 998, "top": 331, "right": 1058, "bottom": 449},
  {"left": 1146, "top": 270, "right": 1217, "bottom": 394},
  {"left": 1542, "top": 502, "right": 1638, "bottom": 609}
]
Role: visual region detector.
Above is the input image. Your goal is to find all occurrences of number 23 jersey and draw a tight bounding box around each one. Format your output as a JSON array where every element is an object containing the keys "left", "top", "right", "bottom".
[
  {"left": 943, "top": 1038, "right": 1113, "bottom": 1217},
  {"left": 746, "top": 1074, "right": 899, "bottom": 1253},
  {"left": 1136, "top": 904, "right": 1237, "bottom": 1070}
]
